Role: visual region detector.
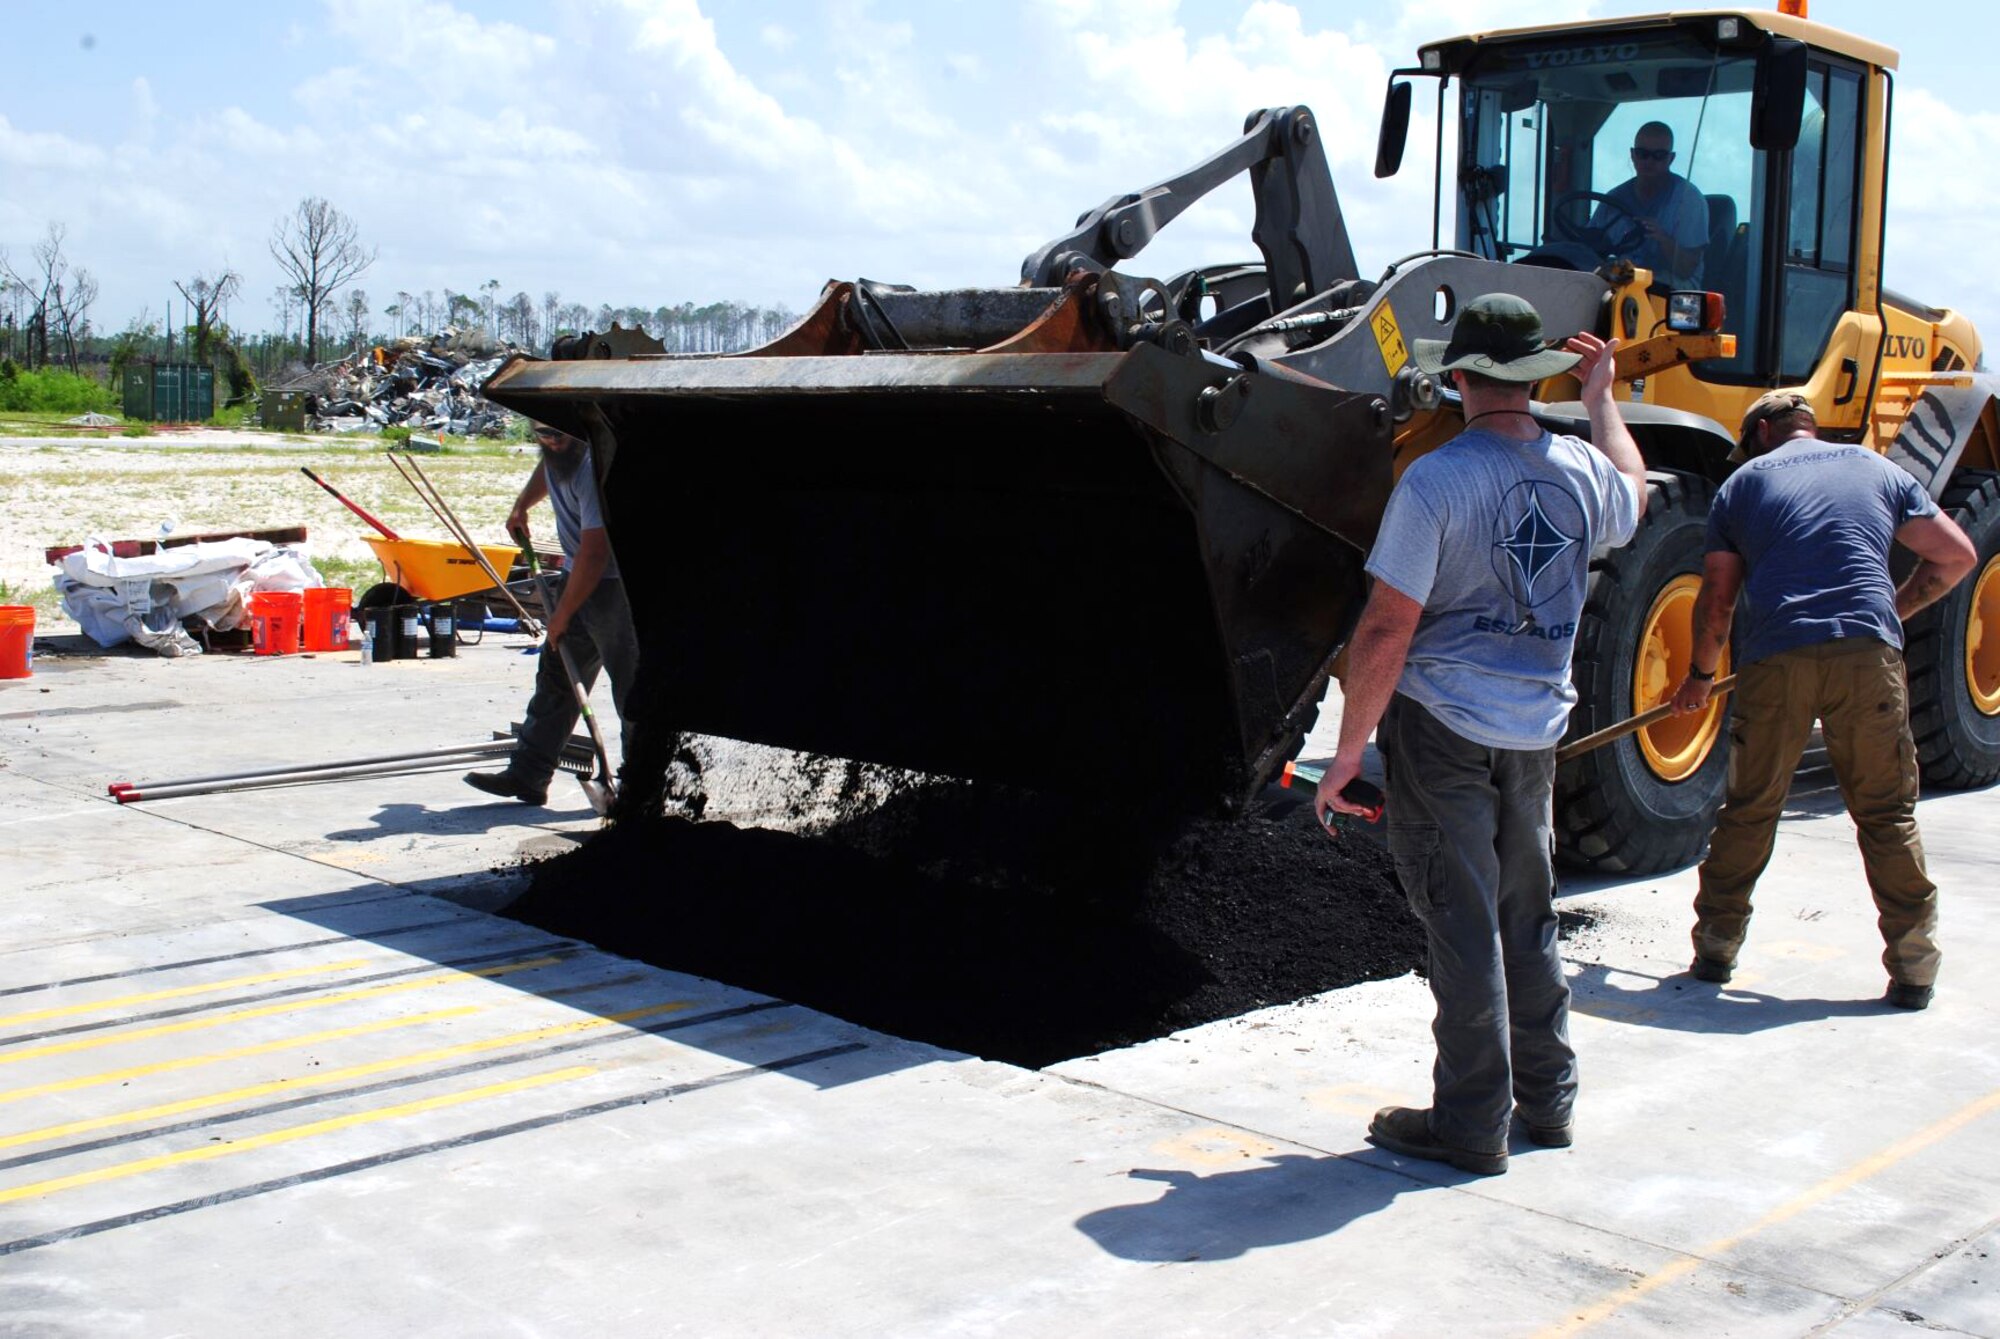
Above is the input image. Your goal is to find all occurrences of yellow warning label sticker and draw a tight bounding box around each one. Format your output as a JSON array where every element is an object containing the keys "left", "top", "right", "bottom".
[{"left": 1371, "top": 304, "right": 1409, "bottom": 376}]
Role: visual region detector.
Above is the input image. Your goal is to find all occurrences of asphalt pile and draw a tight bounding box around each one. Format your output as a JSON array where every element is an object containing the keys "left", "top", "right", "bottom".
[
  {"left": 278, "top": 329, "right": 521, "bottom": 436},
  {"left": 505, "top": 778, "right": 1427, "bottom": 1068}
]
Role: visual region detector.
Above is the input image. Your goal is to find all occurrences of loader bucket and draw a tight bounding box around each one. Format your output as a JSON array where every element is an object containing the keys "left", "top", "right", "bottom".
[{"left": 483, "top": 284, "right": 1394, "bottom": 813}]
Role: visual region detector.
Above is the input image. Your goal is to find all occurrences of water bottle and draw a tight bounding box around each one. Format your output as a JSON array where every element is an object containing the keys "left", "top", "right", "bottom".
[{"left": 359, "top": 619, "right": 374, "bottom": 666}]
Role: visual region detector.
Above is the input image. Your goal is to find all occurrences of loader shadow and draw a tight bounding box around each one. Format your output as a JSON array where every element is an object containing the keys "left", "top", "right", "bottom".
[
  {"left": 1075, "top": 1153, "right": 1416, "bottom": 1262},
  {"left": 323, "top": 798, "right": 598, "bottom": 841},
  {"left": 257, "top": 884, "right": 916, "bottom": 1090},
  {"left": 1565, "top": 960, "right": 1895, "bottom": 1034}
]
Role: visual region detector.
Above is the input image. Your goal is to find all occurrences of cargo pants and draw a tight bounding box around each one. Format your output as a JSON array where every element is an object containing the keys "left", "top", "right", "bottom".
[
  {"left": 1692, "top": 637, "right": 1939, "bottom": 987},
  {"left": 510, "top": 575, "right": 639, "bottom": 790},
  {"left": 1380, "top": 695, "right": 1575, "bottom": 1156}
]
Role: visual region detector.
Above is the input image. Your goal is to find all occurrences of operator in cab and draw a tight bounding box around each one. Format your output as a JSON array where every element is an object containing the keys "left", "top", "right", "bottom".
[{"left": 1589, "top": 121, "right": 1709, "bottom": 287}]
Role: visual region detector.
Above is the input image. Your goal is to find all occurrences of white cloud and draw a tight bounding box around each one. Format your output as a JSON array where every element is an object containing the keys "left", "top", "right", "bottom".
[
  {"left": 319, "top": 0, "right": 554, "bottom": 79},
  {"left": 6, "top": 0, "right": 1997, "bottom": 348},
  {"left": 0, "top": 116, "right": 103, "bottom": 172},
  {"left": 1879, "top": 87, "right": 2000, "bottom": 327}
]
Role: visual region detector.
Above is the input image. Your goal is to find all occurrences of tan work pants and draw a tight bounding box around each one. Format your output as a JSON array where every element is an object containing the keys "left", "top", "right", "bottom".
[{"left": 1692, "top": 638, "right": 1939, "bottom": 987}]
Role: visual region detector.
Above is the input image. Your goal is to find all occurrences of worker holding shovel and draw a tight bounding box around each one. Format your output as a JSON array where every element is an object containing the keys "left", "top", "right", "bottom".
[
  {"left": 1316, "top": 295, "right": 1647, "bottom": 1176},
  {"left": 463, "top": 423, "right": 639, "bottom": 808}
]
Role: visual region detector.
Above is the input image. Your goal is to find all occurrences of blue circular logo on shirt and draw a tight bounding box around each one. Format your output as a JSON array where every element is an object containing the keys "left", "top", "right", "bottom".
[{"left": 1490, "top": 480, "right": 1586, "bottom": 609}]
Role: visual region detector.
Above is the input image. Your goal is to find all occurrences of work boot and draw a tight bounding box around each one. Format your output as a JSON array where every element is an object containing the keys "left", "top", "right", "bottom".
[
  {"left": 1689, "top": 955, "right": 1734, "bottom": 984},
  {"left": 1515, "top": 1108, "right": 1574, "bottom": 1148},
  {"left": 1367, "top": 1106, "right": 1507, "bottom": 1176},
  {"left": 463, "top": 770, "right": 548, "bottom": 806},
  {"left": 1884, "top": 981, "right": 1934, "bottom": 1011}
]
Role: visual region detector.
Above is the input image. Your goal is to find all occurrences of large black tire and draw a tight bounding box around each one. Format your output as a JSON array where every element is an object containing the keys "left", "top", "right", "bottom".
[
  {"left": 1555, "top": 472, "right": 1730, "bottom": 873},
  {"left": 1905, "top": 470, "right": 2000, "bottom": 788}
]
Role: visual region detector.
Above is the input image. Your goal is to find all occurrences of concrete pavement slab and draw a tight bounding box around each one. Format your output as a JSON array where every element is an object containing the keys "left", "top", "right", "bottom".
[{"left": 1, "top": 642, "right": 1996, "bottom": 1336}]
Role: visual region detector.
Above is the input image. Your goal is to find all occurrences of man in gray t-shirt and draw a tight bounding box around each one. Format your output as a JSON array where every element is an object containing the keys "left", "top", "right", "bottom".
[
  {"left": 1317, "top": 293, "right": 1645, "bottom": 1176},
  {"left": 1668, "top": 390, "right": 1974, "bottom": 1009},
  {"left": 464, "top": 423, "right": 640, "bottom": 808}
]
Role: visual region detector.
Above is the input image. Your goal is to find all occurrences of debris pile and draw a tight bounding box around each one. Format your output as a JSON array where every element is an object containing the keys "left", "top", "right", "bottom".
[{"left": 275, "top": 329, "right": 523, "bottom": 436}]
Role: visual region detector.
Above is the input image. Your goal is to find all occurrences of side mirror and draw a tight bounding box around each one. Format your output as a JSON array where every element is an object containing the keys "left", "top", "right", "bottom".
[
  {"left": 1375, "top": 81, "right": 1413, "bottom": 178},
  {"left": 1751, "top": 37, "right": 1808, "bottom": 151}
]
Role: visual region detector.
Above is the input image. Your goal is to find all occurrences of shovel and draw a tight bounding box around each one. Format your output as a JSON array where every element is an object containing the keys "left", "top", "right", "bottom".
[
  {"left": 513, "top": 526, "right": 617, "bottom": 818},
  {"left": 1555, "top": 675, "right": 1738, "bottom": 764}
]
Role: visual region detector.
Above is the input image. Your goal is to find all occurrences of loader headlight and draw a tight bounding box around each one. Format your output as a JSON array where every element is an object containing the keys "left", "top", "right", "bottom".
[{"left": 1667, "top": 290, "right": 1726, "bottom": 334}]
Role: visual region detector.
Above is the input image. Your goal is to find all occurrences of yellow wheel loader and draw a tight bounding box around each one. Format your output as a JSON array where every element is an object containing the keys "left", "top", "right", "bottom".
[{"left": 483, "top": 3, "right": 1998, "bottom": 875}]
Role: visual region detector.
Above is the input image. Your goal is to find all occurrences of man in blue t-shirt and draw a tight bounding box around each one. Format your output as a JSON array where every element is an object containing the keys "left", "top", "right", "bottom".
[
  {"left": 1316, "top": 293, "right": 1646, "bottom": 1175},
  {"left": 1589, "top": 122, "right": 1709, "bottom": 287},
  {"left": 464, "top": 423, "right": 639, "bottom": 807},
  {"left": 1669, "top": 391, "right": 1975, "bottom": 1009}
]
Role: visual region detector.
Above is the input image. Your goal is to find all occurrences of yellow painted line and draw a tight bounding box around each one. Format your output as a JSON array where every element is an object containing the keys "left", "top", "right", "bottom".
[
  {"left": 0, "top": 1000, "right": 691, "bottom": 1152},
  {"left": 0, "top": 1065, "right": 595, "bottom": 1206},
  {"left": 0, "top": 956, "right": 561, "bottom": 1068},
  {"left": 0, "top": 1008, "right": 477, "bottom": 1108},
  {"left": 0, "top": 958, "right": 373, "bottom": 1030},
  {"left": 1536, "top": 1087, "right": 2000, "bottom": 1336}
]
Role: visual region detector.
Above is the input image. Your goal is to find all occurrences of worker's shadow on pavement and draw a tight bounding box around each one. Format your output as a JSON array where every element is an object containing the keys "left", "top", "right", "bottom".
[
  {"left": 324, "top": 798, "right": 596, "bottom": 841},
  {"left": 1565, "top": 960, "right": 1893, "bottom": 1034},
  {"left": 1075, "top": 1152, "right": 1418, "bottom": 1262}
]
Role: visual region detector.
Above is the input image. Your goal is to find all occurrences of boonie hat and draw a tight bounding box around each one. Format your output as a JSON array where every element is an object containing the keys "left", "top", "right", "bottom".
[
  {"left": 1729, "top": 389, "right": 1815, "bottom": 462},
  {"left": 1412, "top": 293, "right": 1582, "bottom": 382}
]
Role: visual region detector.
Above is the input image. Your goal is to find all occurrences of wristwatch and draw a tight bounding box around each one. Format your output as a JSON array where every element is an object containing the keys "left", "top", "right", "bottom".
[{"left": 1687, "top": 664, "right": 1716, "bottom": 682}]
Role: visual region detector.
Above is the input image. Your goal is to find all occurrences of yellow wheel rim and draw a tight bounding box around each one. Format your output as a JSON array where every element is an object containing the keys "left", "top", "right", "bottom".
[
  {"left": 1967, "top": 554, "right": 2000, "bottom": 716},
  {"left": 1634, "top": 574, "right": 1728, "bottom": 782}
]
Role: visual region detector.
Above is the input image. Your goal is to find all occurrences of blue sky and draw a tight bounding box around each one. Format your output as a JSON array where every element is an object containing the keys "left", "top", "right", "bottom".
[{"left": 4, "top": 0, "right": 1997, "bottom": 344}]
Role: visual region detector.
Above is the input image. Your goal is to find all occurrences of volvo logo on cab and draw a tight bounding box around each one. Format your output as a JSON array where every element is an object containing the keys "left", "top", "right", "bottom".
[{"left": 1521, "top": 43, "right": 1641, "bottom": 69}]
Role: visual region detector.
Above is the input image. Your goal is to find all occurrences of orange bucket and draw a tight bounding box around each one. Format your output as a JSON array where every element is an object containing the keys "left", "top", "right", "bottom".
[
  {"left": 0, "top": 605, "right": 33, "bottom": 679},
  {"left": 249, "top": 590, "right": 304, "bottom": 656},
  {"left": 301, "top": 587, "right": 353, "bottom": 652}
]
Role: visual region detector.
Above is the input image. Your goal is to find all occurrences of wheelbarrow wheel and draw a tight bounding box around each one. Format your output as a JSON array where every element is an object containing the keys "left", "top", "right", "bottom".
[{"left": 356, "top": 582, "right": 415, "bottom": 610}]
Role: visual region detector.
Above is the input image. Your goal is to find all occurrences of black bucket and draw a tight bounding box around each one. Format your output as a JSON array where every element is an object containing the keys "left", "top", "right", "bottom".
[
  {"left": 393, "top": 605, "right": 423, "bottom": 661},
  {"left": 363, "top": 605, "right": 400, "bottom": 663},
  {"left": 426, "top": 603, "right": 458, "bottom": 658}
]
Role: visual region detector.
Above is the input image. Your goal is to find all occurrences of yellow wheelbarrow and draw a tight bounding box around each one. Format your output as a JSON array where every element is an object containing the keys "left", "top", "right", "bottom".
[{"left": 360, "top": 535, "right": 525, "bottom": 603}]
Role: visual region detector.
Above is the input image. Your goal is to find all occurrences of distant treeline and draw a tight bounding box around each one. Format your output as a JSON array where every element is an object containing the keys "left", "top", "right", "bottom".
[
  {"left": 5, "top": 203, "right": 798, "bottom": 409},
  {"left": 0, "top": 294, "right": 801, "bottom": 404}
]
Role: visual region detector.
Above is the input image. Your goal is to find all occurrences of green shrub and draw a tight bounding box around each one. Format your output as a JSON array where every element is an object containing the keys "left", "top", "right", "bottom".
[
  {"left": 0, "top": 367, "right": 115, "bottom": 415},
  {"left": 120, "top": 423, "right": 153, "bottom": 437},
  {"left": 380, "top": 425, "right": 413, "bottom": 443}
]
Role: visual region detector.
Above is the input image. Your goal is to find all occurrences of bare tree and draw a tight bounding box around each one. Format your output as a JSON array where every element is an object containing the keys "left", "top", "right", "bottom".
[
  {"left": 0, "top": 223, "right": 85, "bottom": 369},
  {"left": 480, "top": 278, "right": 501, "bottom": 338},
  {"left": 502, "top": 290, "right": 536, "bottom": 348},
  {"left": 269, "top": 197, "right": 375, "bottom": 363},
  {"left": 174, "top": 268, "right": 242, "bottom": 365},
  {"left": 48, "top": 267, "right": 97, "bottom": 372},
  {"left": 344, "top": 289, "right": 371, "bottom": 352},
  {"left": 447, "top": 290, "right": 482, "bottom": 330}
]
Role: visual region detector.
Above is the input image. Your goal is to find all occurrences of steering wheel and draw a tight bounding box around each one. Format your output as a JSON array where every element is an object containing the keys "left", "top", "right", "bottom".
[{"left": 1551, "top": 191, "right": 1648, "bottom": 257}]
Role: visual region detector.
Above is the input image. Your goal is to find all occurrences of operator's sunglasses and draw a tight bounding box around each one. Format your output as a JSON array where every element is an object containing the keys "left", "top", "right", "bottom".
[
  {"left": 1631, "top": 146, "right": 1675, "bottom": 162},
  {"left": 532, "top": 427, "right": 564, "bottom": 440}
]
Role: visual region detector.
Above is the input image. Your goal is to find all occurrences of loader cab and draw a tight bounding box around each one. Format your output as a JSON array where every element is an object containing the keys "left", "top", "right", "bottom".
[{"left": 1384, "top": 11, "right": 1892, "bottom": 413}]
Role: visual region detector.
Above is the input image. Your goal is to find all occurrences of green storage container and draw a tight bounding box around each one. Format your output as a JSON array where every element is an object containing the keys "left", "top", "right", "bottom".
[{"left": 120, "top": 363, "right": 215, "bottom": 422}]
